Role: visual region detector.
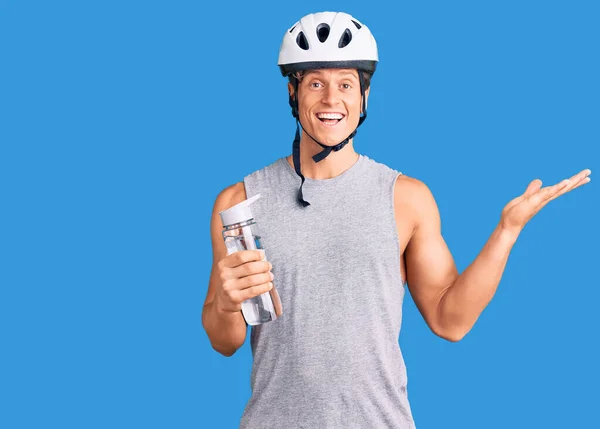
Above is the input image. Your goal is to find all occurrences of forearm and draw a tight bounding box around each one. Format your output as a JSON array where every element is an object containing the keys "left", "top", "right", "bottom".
[
  {"left": 202, "top": 299, "right": 247, "bottom": 356},
  {"left": 438, "top": 223, "right": 520, "bottom": 340}
]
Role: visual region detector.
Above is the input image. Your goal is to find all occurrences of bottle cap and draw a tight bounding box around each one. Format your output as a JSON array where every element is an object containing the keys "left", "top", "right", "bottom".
[{"left": 219, "top": 194, "right": 261, "bottom": 227}]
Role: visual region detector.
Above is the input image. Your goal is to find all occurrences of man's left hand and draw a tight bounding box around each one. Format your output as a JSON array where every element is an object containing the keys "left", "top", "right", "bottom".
[{"left": 500, "top": 168, "right": 591, "bottom": 234}]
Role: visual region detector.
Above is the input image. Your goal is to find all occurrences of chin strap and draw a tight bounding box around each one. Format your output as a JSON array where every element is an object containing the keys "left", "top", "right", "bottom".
[{"left": 290, "top": 71, "right": 368, "bottom": 207}]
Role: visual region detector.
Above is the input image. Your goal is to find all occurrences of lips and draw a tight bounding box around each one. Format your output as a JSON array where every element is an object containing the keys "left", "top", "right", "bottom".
[{"left": 316, "top": 112, "right": 345, "bottom": 127}]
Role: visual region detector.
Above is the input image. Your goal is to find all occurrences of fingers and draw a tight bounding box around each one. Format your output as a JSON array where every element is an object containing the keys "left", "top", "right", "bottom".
[
  {"left": 547, "top": 168, "right": 591, "bottom": 199},
  {"left": 221, "top": 249, "right": 265, "bottom": 269},
  {"left": 237, "top": 281, "right": 274, "bottom": 302},
  {"left": 559, "top": 170, "right": 591, "bottom": 194},
  {"left": 543, "top": 173, "right": 591, "bottom": 206},
  {"left": 226, "top": 269, "right": 274, "bottom": 290},
  {"left": 555, "top": 169, "right": 591, "bottom": 196},
  {"left": 531, "top": 169, "right": 591, "bottom": 208},
  {"left": 222, "top": 260, "right": 272, "bottom": 281},
  {"left": 220, "top": 280, "right": 274, "bottom": 311},
  {"left": 223, "top": 269, "right": 273, "bottom": 294},
  {"left": 221, "top": 269, "right": 274, "bottom": 302},
  {"left": 572, "top": 176, "right": 591, "bottom": 190},
  {"left": 568, "top": 169, "right": 592, "bottom": 183},
  {"left": 529, "top": 179, "right": 569, "bottom": 207}
]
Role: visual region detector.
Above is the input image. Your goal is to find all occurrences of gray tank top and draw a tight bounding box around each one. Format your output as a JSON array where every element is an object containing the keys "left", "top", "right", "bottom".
[{"left": 240, "top": 154, "right": 416, "bottom": 429}]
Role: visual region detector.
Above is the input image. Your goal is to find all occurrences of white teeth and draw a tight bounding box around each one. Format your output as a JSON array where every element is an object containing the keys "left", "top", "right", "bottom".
[{"left": 316, "top": 113, "right": 344, "bottom": 120}]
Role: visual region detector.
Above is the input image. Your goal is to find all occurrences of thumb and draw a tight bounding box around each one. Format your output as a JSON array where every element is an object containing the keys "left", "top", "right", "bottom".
[
  {"left": 506, "top": 178, "right": 543, "bottom": 209},
  {"left": 523, "top": 178, "right": 542, "bottom": 197}
]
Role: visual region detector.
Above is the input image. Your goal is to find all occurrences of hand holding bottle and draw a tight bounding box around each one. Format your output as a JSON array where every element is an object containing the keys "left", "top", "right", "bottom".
[{"left": 214, "top": 250, "right": 274, "bottom": 314}]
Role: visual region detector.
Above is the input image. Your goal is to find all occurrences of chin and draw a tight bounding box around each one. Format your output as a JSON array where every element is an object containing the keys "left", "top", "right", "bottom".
[
  {"left": 322, "top": 135, "right": 348, "bottom": 145},
  {"left": 309, "top": 125, "right": 354, "bottom": 146}
]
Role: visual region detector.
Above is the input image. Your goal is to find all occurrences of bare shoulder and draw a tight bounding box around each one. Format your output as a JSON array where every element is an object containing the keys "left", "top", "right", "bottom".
[
  {"left": 395, "top": 174, "right": 434, "bottom": 201},
  {"left": 394, "top": 174, "right": 439, "bottom": 224},
  {"left": 213, "top": 182, "right": 247, "bottom": 212}
]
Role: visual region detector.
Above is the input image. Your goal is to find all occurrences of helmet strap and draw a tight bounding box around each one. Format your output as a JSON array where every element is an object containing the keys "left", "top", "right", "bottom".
[{"left": 292, "top": 118, "right": 310, "bottom": 207}]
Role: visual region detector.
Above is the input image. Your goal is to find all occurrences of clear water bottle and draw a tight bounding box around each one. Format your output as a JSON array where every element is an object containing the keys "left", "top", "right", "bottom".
[{"left": 219, "top": 194, "right": 283, "bottom": 326}]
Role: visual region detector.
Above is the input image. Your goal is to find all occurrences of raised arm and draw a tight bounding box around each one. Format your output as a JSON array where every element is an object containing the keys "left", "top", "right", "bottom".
[
  {"left": 399, "top": 177, "right": 462, "bottom": 341},
  {"left": 401, "top": 169, "right": 590, "bottom": 342}
]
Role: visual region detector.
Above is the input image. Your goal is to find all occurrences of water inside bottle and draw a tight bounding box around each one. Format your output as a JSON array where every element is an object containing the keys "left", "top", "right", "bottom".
[
  {"left": 229, "top": 235, "right": 276, "bottom": 325},
  {"left": 228, "top": 234, "right": 263, "bottom": 253},
  {"left": 242, "top": 295, "right": 276, "bottom": 325}
]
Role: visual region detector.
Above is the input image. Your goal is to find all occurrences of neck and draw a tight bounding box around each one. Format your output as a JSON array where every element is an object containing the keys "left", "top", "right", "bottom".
[{"left": 287, "top": 133, "right": 360, "bottom": 180}]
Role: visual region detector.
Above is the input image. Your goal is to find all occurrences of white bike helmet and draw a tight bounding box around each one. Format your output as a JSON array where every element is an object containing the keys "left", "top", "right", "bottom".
[
  {"left": 278, "top": 12, "right": 379, "bottom": 207},
  {"left": 278, "top": 12, "right": 378, "bottom": 77}
]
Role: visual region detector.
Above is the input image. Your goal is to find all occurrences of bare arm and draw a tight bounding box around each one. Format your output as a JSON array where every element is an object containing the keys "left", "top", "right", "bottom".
[
  {"left": 401, "top": 169, "right": 590, "bottom": 342},
  {"left": 202, "top": 183, "right": 248, "bottom": 356},
  {"left": 402, "top": 178, "right": 518, "bottom": 341},
  {"left": 400, "top": 177, "right": 463, "bottom": 341}
]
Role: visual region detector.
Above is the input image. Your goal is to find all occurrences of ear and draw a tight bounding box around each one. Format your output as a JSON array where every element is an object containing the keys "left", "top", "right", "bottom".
[
  {"left": 362, "top": 87, "right": 370, "bottom": 113},
  {"left": 288, "top": 82, "right": 295, "bottom": 100}
]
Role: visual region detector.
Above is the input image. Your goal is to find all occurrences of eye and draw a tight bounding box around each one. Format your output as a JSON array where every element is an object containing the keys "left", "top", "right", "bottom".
[
  {"left": 341, "top": 83, "right": 351, "bottom": 90},
  {"left": 310, "top": 82, "right": 322, "bottom": 88}
]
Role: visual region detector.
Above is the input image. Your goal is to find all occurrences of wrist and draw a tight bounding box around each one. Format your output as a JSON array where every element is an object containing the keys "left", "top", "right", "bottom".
[
  {"left": 496, "top": 222, "right": 521, "bottom": 246},
  {"left": 213, "top": 295, "right": 242, "bottom": 319}
]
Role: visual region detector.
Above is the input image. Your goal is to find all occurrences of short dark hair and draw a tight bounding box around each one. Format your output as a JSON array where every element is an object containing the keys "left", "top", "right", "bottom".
[{"left": 288, "top": 69, "right": 372, "bottom": 90}]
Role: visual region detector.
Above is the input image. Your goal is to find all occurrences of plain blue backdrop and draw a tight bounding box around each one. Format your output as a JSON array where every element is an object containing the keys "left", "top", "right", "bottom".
[{"left": 1, "top": 1, "right": 598, "bottom": 428}]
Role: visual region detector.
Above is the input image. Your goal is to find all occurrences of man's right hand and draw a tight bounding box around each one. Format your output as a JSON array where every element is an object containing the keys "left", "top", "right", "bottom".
[{"left": 214, "top": 250, "right": 274, "bottom": 314}]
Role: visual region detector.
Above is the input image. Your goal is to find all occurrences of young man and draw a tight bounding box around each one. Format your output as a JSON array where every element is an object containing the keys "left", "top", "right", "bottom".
[{"left": 202, "top": 12, "right": 590, "bottom": 428}]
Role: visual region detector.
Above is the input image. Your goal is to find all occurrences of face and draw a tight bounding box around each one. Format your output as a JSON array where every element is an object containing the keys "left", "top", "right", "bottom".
[{"left": 289, "top": 69, "right": 370, "bottom": 146}]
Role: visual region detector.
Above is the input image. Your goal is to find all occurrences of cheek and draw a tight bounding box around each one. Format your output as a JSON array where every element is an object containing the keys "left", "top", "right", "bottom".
[
  {"left": 298, "top": 96, "right": 317, "bottom": 118},
  {"left": 346, "top": 97, "right": 363, "bottom": 116},
  {"left": 346, "top": 89, "right": 361, "bottom": 105}
]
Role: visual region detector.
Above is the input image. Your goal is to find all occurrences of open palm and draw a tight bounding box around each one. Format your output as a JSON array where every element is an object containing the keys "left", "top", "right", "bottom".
[{"left": 501, "top": 169, "right": 591, "bottom": 232}]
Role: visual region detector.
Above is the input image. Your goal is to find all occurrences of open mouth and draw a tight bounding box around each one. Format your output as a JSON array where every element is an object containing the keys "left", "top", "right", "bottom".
[{"left": 316, "top": 112, "right": 345, "bottom": 127}]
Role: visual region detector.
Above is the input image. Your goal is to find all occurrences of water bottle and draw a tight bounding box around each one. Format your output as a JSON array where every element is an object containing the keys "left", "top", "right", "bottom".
[{"left": 219, "top": 194, "right": 283, "bottom": 326}]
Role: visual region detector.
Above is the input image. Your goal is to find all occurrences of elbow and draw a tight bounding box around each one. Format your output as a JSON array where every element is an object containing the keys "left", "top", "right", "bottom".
[
  {"left": 432, "top": 302, "right": 471, "bottom": 342},
  {"left": 213, "top": 344, "right": 238, "bottom": 357},
  {"left": 201, "top": 305, "right": 246, "bottom": 357},
  {"left": 203, "top": 331, "right": 241, "bottom": 358},
  {"left": 205, "top": 332, "right": 242, "bottom": 357},
  {"left": 433, "top": 325, "right": 469, "bottom": 342},
  {"left": 202, "top": 317, "right": 242, "bottom": 357},
  {"left": 439, "top": 331, "right": 466, "bottom": 343}
]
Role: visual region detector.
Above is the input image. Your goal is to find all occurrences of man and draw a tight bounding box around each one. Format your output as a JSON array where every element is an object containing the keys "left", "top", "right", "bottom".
[{"left": 202, "top": 11, "right": 590, "bottom": 428}]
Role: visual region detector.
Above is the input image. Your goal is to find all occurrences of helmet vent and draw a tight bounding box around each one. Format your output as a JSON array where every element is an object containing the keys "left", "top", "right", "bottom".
[
  {"left": 338, "top": 29, "right": 352, "bottom": 48},
  {"left": 289, "top": 25, "right": 296, "bottom": 33},
  {"left": 316, "top": 23, "right": 330, "bottom": 42},
  {"left": 351, "top": 20, "right": 362, "bottom": 29},
  {"left": 296, "top": 31, "right": 309, "bottom": 50}
]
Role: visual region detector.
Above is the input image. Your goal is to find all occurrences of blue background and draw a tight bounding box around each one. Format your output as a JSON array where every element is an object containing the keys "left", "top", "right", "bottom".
[{"left": 1, "top": 0, "right": 598, "bottom": 428}]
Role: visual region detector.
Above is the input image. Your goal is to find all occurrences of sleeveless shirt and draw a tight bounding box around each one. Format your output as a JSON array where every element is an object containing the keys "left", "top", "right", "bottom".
[{"left": 239, "top": 154, "right": 417, "bottom": 429}]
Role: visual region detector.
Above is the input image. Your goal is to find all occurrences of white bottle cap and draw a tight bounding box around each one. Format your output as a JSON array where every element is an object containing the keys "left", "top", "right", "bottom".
[{"left": 219, "top": 194, "right": 261, "bottom": 227}]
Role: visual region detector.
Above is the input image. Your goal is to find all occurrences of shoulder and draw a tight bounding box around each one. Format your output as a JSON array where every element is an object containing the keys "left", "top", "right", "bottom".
[
  {"left": 394, "top": 174, "right": 440, "bottom": 229},
  {"left": 394, "top": 174, "right": 434, "bottom": 202},
  {"left": 244, "top": 157, "right": 283, "bottom": 182},
  {"left": 213, "top": 182, "right": 247, "bottom": 214},
  {"left": 360, "top": 154, "right": 437, "bottom": 213}
]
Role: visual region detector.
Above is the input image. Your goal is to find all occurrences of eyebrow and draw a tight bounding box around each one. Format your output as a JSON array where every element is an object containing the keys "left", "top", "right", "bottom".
[{"left": 306, "top": 70, "right": 358, "bottom": 79}]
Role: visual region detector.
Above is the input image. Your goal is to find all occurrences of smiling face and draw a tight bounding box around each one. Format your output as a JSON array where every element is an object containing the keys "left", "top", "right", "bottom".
[{"left": 289, "top": 69, "right": 370, "bottom": 146}]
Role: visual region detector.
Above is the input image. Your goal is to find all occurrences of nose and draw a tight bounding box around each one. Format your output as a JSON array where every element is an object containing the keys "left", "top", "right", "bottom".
[{"left": 321, "top": 84, "right": 340, "bottom": 106}]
